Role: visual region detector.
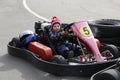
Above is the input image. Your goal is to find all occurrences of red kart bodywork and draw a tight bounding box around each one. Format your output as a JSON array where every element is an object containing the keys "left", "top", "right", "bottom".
[{"left": 28, "top": 41, "right": 52, "bottom": 60}]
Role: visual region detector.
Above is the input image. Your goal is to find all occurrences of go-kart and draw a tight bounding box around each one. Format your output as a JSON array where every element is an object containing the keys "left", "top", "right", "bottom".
[
  {"left": 90, "top": 58, "right": 120, "bottom": 80},
  {"left": 7, "top": 20, "right": 120, "bottom": 76}
]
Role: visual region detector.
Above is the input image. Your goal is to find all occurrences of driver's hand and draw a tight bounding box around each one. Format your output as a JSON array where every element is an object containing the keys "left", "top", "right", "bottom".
[{"left": 60, "top": 31, "right": 67, "bottom": 35}]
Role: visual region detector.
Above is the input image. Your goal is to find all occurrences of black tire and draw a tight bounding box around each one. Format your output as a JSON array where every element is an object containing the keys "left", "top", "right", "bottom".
[
  {"left": 116, "top": 58, "right": 120, "bottom": 67},
  {"left": 88, "top": 19, "right": 120, "bottom": 38},
  {"left": 11, "top": 37, "right": 22, "bottom": 48},
  {"left": 9, "top": 37, "right": 22, "bottom": 57},
  {"left": 50, "top": 55, "right": 67, "bottom": 64},
  {"left": 98, "top": 37, "right": 120, "bottom": 47},
  {"left": 93, "top": 69, "right": 120, "bottom": 80},
  {"left": 100, "top": 44, "right": 119, "bottom": 59}
]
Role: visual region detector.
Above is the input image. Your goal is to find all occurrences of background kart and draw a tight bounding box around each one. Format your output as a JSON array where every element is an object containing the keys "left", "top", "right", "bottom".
[
  {"left": 8, "top": 20, "right": 120, "bottom": 76},
  {"left": 90, "top": 58, "right": 120, "bottom": 80}
]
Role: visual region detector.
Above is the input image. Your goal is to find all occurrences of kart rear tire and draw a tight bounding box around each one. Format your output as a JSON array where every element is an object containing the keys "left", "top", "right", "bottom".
[
  {"left": 116, "top": 58, "right": 120, "bottom": 67},
  {"left": 11, "top": 37, "right": 22, "bottom": 48},
  {"left": 9, "top": 37, "right": 22, "bottom": 56},
  {"left": 50, "top": 55, "right": 67, "bottom": 64},
  {"left": 88, "top": 19, "right": 120, "bottom": 38},
  {"left": 93, "top": 69, "right": 120, "bottom": 80},
  {"left": 101, "top": 44, "right": 119, "bottom": 59}
]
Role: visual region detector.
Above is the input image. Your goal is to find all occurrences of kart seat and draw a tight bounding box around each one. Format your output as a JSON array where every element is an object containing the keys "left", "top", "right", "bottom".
[
  {"left": 44, "top": 26, "right": 57, "bottom": 55},
  {"left": 43, "top": 23, "right": 74, "bottom": 55}
]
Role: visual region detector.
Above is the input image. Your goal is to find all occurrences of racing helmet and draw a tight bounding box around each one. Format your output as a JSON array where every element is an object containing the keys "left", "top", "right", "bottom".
[
  {"left": 19, "top": 30, "right": 38, "bottom": 46},
  {"left": 49, "top": 16, "right": 61, "bottom": 28},
  {"left": 19, "top": 30, "right": 34, "bottom": 40}
]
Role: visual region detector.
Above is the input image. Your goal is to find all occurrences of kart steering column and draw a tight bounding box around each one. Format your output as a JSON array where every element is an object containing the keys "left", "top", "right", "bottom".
[{"left": 71, "top": 21, "right": 104, "bottom": 62}]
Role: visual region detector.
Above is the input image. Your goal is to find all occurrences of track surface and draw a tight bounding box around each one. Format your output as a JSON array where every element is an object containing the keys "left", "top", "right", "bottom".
[{"left": 1, "top": 0, "right": 120, "bottom": 80}]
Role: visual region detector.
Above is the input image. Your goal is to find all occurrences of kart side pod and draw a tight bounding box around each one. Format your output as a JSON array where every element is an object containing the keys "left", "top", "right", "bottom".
[{"left": 28, "top": 41, "right": 53, "bottom": 60}]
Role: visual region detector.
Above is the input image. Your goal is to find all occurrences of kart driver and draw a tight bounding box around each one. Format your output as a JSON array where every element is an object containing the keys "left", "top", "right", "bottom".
[{"left": 49, "top": 16, "right": 81, "bottom": 58}]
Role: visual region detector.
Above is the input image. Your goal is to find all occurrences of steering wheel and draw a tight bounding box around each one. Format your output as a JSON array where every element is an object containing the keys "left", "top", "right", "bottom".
[
  {"left": 63, "top": 23, "right": 78, "bottom": 43},
  {"left": 64, "top": 23, "right": 75, "bottom": 37},
  {"left": 64, "top": 23, "right": 74, "bottom": 31}
]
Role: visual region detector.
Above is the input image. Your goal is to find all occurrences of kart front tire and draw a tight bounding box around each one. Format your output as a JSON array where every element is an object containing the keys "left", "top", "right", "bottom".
[
  {"left": 101, "top": 44, "right": 119, "bottom": 59},
  {"left": 50, "top": 55, "right": 67, "bottom": 64}
]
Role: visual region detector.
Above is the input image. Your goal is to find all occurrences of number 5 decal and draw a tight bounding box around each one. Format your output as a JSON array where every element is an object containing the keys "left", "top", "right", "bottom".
[{"left": 80, "top": 26, "right": 92, "bottom": 37}]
